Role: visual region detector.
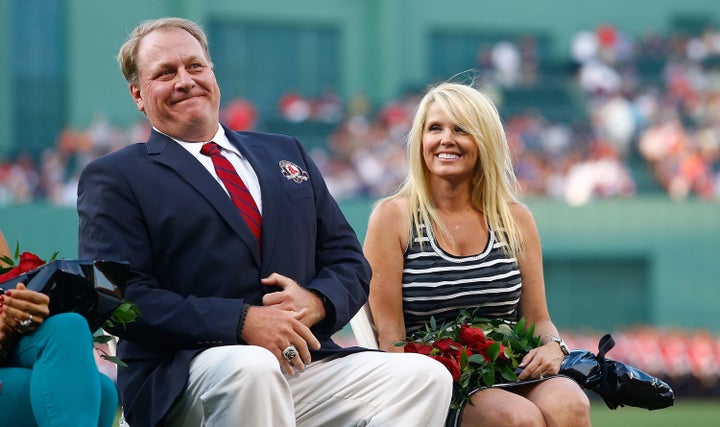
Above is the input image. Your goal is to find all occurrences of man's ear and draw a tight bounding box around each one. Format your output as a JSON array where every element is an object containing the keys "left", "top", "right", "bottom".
[{"left": 130, "top": 84, "right": 144, "bottom": 112}]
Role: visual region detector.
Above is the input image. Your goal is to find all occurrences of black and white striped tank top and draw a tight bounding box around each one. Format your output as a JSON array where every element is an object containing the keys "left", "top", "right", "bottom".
[{"left": 402, "top": 222, "right": 522, "bottom": 334}]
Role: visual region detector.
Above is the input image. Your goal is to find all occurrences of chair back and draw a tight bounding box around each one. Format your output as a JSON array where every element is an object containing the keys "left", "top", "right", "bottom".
[{"left": 349, "top": 303, "right": 379, "bottom": 349}]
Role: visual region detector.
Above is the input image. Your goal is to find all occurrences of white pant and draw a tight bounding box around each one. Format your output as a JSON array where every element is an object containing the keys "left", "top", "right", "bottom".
[{"left": 163, "top": 345, "right": 453, "bottom": 427}]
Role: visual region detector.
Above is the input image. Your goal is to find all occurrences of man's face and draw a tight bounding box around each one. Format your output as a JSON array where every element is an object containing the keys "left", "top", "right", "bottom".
[{"left": 131, "top": 28, "right": 221, "bottom": 141}]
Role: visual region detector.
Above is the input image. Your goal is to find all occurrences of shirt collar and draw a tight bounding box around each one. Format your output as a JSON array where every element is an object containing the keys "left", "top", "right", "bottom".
[{"left": 156, "top": 125, "right": 245, "bottom": 159}]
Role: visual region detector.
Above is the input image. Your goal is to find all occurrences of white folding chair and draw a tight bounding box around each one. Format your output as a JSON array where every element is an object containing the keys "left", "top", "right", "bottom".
[{"left": 349, "top": 303, "right": 379, "bottom": 349}]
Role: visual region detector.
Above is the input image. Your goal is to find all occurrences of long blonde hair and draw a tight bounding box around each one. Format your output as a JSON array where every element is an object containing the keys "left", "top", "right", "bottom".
[{"left": 390, "top": 82, "right": 524, "bottom": 257}]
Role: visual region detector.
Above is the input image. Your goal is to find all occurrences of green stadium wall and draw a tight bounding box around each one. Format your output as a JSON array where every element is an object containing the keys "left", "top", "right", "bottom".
[{"left": 2, "top": 197, "right": 718, "bottom": 333}]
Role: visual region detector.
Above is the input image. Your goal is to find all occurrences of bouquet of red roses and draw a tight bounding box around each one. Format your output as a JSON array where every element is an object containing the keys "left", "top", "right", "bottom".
[
  {"left": 0, "top": 246, "right": 139, "bottom": 365},
  {"left": 399, "top": 310, "right": 541, "bottom": 409}
]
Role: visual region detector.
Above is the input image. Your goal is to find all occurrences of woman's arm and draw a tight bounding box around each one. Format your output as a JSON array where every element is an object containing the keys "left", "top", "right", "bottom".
[
  {"left": 363, "top": 198, "right": 409, "bottom": 352},
  {"left": 514, "top": 204, "right": 556, "bottom": 335},
  {"left": 0, "top": 230, "right": 10, "bottom": 266},
  {"left": 512, "top": 204, "right": 567, "bottom": 378}
]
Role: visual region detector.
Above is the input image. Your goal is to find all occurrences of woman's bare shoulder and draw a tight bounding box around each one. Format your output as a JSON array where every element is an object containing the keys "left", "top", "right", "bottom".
[
  {"left": 373, "top": 196, "right": 409, "bottom": 217},
  {"left": 509, "top": 202, "right": 540, "bottom": 236},
  {"left": 368, "top": 196, "right": 411, "bottom": 235},
  {"left": 509, "top": 202, "right": 533, "bottom": 221}
]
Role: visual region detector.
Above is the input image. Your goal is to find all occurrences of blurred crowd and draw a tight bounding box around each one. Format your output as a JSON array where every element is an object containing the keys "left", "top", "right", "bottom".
[
  {"left": 574, "top": 24, "right": 720, "bottom": 203},
  {"left": 0, "top": 116, "right": 152, "bottom": 206},
  {"left": 2, "top": 25, "right": 720, "bottom": 206},
  {"left": 318, "top": 24, "right": 720, "bottom": 204}
]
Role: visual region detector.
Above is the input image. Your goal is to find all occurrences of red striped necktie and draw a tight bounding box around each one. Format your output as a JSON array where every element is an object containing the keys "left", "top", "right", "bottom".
[{"left": 201, "top": 142, "right": 262, "bottom": 243}]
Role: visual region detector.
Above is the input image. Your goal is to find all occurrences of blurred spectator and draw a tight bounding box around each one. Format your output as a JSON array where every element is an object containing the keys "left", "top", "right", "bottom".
[
  {"left": 278, "top": 91, "right": 312, "bottom": 122},
  {"left": 221, "top": 98, "right": 257, "bottom": 131},
  {"left": 517, "top": 35, "right": 541, "bottom": 85},
  {"left": 571, "top": 30, "right": 599, "bottom": 66},
  {"left": 0, "top": 152, "right": 38, "bottom": 204},
  {"left": 590, "top": 92, "right": 638, "bottom": 159},
  {"left": 491, "top": 40, "right": 522, "bottom": 87},
  {"left": 563, "top": 141, "right": 636, "bottom": 205},
  {"left": 311, "top": 87, "right": 344, "bottom": 122},
  {"left": 578, "top": 59, "right": 623, "bottom": 94}
]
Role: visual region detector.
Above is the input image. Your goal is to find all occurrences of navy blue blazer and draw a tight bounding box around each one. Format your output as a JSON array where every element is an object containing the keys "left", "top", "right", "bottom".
[{"left": 77, "top": 127, "right": 370, "bottom": 427}]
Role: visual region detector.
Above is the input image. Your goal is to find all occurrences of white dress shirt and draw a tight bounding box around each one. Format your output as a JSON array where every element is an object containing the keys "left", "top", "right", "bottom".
[{"left": 167, "top": 125, "right": 263, "bottom": 214}]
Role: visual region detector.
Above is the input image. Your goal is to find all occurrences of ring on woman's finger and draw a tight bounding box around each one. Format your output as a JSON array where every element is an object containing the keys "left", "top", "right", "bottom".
[
  {"left": 538, "top": 373, "right": 544, "bottom": 379},
  {"left": 19, "top": 314, "right": 33, "bottom": 328},
  {"left": 282, "top": 344, "right": 298, "bottom": 361}
]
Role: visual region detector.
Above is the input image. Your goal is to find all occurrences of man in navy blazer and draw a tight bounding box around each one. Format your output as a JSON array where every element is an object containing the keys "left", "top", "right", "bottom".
[{"left": 77, "top": 17, "right": 451, "bottom": 427}]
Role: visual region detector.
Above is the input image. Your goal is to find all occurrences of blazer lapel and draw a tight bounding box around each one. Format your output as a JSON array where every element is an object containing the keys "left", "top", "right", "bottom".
[{"left": 146, "top": 130, "right": 261, "bottom": 265}]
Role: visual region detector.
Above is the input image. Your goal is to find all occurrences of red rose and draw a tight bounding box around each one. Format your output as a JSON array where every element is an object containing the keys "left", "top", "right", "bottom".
[
  {"left": 0, "top": 266, "right": 20, "bottom": 282},
  {"left": 454, "top": 346, "right": 473, "bottom": 361},
  {"left": 0, "top": 252, "right": 46, "bottom": 283},
  {"left": 461, "top": 325, "right": 498, "bottom": 356},
  {"left": 459, "top": 324, "right": 487, "bottom": 346},
  {"left": 474, "top": 341, "right": 498, "bottom": 362},
  {"left": 433, "top": 355, "right": 461, "bottom": 381},
  {"left": 17, "top": 252, "right": 45, "bottom": 272},
  {"left": 404, "top": 342, "right": 433, "bottom": 355},
  {"left": 433, "top": 338, "right": 462, "bottom": 357}
]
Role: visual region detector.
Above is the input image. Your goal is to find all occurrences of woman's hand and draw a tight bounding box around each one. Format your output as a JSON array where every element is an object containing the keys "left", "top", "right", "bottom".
[
  {"left": 0, "top": 283, "right": 50, "bottom": 335},
  {"left": 516, "top": 341, "right": 566, "bottom": 381}
]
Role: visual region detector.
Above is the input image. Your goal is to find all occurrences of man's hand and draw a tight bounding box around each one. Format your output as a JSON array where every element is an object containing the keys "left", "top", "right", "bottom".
[
  {"left": 240, "top": 304, "right": 321, "bottom": 375},
  {"left": 261, "top": 273, "right": 326, "bottom": 327}
]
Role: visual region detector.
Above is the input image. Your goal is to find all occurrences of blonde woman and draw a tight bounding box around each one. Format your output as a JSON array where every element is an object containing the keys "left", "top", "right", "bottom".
[{"left": 364, "top": 82, "right": 591, "bottom": 427}]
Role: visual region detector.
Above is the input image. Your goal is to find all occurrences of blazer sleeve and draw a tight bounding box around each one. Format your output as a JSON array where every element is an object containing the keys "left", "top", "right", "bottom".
[{"left": 294, "top": 138, "right": 371, "bottom": 338}]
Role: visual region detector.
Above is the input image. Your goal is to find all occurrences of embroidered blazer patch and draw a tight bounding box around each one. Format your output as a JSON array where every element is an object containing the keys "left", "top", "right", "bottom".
[{"left": 279, "top": 160, "right": 309, "bottom": 183}]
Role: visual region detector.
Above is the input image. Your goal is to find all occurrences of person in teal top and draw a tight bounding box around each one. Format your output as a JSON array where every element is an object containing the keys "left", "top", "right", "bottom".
[{"left": 0, "top": 230, "right": 118, "bottom": 427}]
